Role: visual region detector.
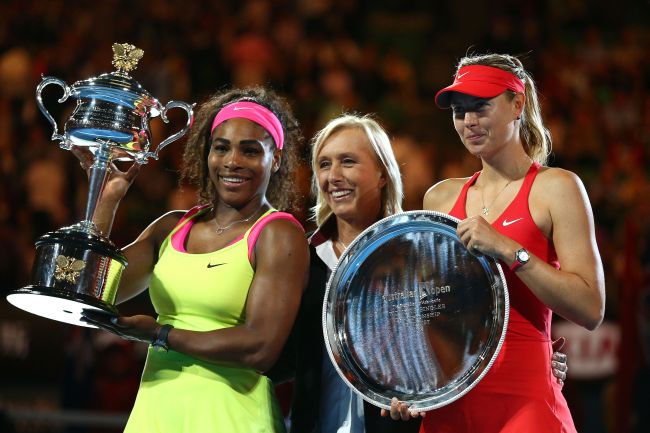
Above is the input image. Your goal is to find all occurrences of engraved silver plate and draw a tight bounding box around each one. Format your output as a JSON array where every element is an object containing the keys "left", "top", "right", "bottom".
[{"left": 323, "top": 211, "right": 509, "bottom": 411}]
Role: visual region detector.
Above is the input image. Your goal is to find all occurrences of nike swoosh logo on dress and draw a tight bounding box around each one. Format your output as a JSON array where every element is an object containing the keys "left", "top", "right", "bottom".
[
  {"left": 502, "top": 218, "right": 523, "bottom": 227},
  {"left": 207, "top": 263, "right": 226, "bottom": 268}
]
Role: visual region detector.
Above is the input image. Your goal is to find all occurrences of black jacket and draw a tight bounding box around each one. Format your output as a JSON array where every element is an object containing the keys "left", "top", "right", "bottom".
[{"left": 269, "top": 244, "right": 420, "bottom": 433}]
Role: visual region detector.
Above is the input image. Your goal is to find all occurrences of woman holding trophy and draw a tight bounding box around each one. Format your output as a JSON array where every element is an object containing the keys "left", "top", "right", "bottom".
[
  {"left": 388, "top": 53, "right": 604, "bottom": 432},
  {"left": 81, "top": 86, "right": 309, "bottom": 433}
]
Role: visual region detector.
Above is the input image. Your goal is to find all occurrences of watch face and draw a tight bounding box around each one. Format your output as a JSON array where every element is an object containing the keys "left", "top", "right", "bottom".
[{"left": 517, "top": 249, "right": 530, "bottom": 262}]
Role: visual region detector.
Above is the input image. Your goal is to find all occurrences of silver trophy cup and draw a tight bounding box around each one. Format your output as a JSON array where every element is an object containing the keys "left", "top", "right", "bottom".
[
  {"left": 323, "top": 211, "right": 509, "bottom": 411},
  {"left": 6, "top": 43, "right": 194, "bottom": 327}
]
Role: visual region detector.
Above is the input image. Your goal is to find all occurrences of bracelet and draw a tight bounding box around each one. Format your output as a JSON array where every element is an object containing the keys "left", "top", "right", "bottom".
[{"left": 152, "top": 324, "right": 173, "bottom": 352}]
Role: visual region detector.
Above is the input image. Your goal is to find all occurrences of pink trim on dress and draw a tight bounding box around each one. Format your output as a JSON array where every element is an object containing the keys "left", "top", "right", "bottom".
[
  {"left": 246, "top": 212, "right": 302, "bottom": 262},
  {"left": 169, "top": 206, "right": 303, "bottom": 262},
  {"left": 170, "top": 205, "right": 210, "bottom": 253}
]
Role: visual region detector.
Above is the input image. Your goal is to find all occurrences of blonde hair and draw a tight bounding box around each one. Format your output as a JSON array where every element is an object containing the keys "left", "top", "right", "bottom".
[
  {"left": 457, "top": 53, "right": 551, "bottom": 165},
  {"left": 310, "top": 114, "right": 403, "bottom": 226}
]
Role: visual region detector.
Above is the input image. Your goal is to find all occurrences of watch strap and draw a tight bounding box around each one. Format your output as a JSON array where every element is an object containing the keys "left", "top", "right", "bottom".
[
  {"left": 152, "top": 324, "right": 173, "bottom": 352},
  {"left": 510, "top": 259, "right": 524, "bottom": 272}
]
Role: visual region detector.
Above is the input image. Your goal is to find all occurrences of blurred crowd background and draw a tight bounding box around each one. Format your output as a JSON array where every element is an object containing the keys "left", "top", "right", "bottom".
[{"left": 0, "top": 0, "right": 648, "bottom": 432}]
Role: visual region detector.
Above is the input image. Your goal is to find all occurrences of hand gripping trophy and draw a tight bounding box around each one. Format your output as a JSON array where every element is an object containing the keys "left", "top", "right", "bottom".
[{"left": 6, "top": 43, "right": 194, "bottom": 327}]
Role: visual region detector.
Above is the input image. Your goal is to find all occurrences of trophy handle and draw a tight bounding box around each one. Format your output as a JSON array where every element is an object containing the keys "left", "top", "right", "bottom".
[
  {"left": 36, "top": 77, "right": 72, "bottom": 148},
  {"left": 136, "top": 101, "right": 194, "bottom": 163}
]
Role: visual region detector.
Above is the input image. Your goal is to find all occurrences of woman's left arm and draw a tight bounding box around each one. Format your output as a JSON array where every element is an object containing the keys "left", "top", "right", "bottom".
[
  {"left": 168, "top": 218, "right": 310, "bottom": 371},
  {"left": 89, "top": 219, "right": 310, "bottom": 372},
  {"left": 457, "top": 169, "right": 605, "bottom": 330}
]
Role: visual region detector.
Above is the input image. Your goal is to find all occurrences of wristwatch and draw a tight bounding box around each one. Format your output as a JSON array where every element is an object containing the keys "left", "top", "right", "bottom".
[
  {"left": 510, "top": 248, "right": 530, "bottom": 271},
  {"left": 152, "top": 324, "right": 173, "bottom": 352}
]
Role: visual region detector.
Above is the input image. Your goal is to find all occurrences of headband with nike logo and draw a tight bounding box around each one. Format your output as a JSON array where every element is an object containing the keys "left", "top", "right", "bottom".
[{"left": 211, "top": 101, "right": 284, "bottom": 149}]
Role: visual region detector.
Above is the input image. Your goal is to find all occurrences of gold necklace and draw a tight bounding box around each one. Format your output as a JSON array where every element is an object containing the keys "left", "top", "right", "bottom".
[
  {"left": 336, "top": 239, "right": 349, "bottom": 250},
  {"left": 480, "top": 180, "right": 513, "bottom": 215},
  {"left": 214, "top": 206, "right": 263, "bottom": 235},
  {"left": 333, "top": 238, "right": 351, "bottom": 255}
]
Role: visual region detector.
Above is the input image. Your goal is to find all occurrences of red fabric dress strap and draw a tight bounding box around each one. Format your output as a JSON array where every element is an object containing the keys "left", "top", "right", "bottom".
[
  {"left": 494, "top": 161, "right": 541, "bottom": 225},
  {"left": 519, "top": 161, "right": 541, "bottom": 203},
  {"left": 448, "top": 172, "right": 481, "bottom": 219},
  {"left": 247, "top": 212, "right": 303, "bottom": 261}
]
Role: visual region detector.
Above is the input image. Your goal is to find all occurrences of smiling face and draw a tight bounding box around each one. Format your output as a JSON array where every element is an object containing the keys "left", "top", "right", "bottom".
[
  {"left": 208, "top": 118, "right": 280, "bottom": 208},
  {"left": 316, "top": 127, "right": 387, "bottom": 225},
  {"left": 450, "top": 92, "right": 523, "bottom": 159}
]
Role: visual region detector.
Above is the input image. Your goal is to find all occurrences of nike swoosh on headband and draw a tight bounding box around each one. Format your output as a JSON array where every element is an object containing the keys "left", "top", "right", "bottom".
[
  {"left": 211, "top": 101, "right": 284, "bottom": 149},
  {"left": 207, "top": 263, "right": 226, "bottom": 268},
  {"left": 502, "top": 218, "right": 523, "bottom": 227}
]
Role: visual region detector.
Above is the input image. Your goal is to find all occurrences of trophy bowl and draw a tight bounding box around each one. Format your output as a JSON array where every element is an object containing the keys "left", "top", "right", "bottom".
[
  {"left": 6, "top": 43, "right": 193, "bottom": 327},
  {"left": 33, "top": 43, "right": 192, "bottom": 163},
  {"left": 322, "top": 211, "right": 509, "bottom": 411}
]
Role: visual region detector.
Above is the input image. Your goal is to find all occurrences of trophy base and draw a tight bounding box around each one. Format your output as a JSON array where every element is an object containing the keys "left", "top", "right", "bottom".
[
  {"left": 8, "top": 226, "right": 127, "bottom": 328},
  {"left": 6, "top": 287, "right": 118, "bottom": 328}
]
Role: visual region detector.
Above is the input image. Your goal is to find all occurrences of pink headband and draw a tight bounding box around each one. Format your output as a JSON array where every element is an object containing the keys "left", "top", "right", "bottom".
[
  {"left": 210, "top": 101, "right": 284, "bottom": 149},
  {"left": 435, "top": 65, "right": 526, "bottom": 108}
]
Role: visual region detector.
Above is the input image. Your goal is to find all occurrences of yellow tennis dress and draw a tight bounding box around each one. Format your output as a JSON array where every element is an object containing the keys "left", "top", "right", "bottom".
[{"left": 124, "top": 208, "right": 286, "bottom": 433}]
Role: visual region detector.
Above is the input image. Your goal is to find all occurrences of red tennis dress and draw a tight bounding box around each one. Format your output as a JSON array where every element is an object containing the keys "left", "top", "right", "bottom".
[{"left": 420, "top": 163, "right": 576, "bottom": 433}]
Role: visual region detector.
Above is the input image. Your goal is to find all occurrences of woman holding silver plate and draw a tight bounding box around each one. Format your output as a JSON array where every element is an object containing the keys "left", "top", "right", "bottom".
[
  {"left": 80, "top": 86, "right": 309, "bottom": 433},
  {"left": 389, "top": 53, "right": 604, "bottom": 432},
  {"left": 271, "top": 112, "right": 568, "bottom": 433},
  {"left": 270, "top": 113, "right": 422, "bottom": 433}
]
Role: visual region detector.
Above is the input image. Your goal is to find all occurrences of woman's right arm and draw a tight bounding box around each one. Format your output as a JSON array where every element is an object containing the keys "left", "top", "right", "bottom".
[
  {"left": 114, "top": 212, "right": 182, "bottom": 304},
  {"left": 78, "top": 149, "right": 180, "bottom": 304}
]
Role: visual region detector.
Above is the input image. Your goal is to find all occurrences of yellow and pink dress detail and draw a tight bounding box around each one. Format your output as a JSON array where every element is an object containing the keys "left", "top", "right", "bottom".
[{"left": 124, "top": 205, "right": 301, "bottom": 433}]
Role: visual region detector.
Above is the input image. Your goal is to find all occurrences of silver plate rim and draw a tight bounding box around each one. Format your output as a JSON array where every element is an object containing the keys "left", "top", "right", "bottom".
[{"left": 321, "top": 210, "right": 510, "bottom": 411}]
